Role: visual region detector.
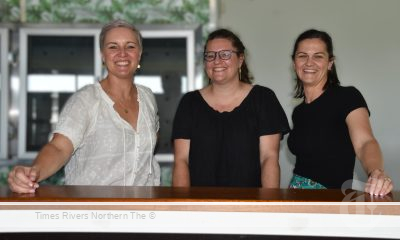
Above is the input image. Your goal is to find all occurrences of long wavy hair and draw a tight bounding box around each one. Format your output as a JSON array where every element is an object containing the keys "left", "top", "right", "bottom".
[
  {"left": 291, "top": 29, "right": 340, "bottom": 98},
  {"left": 204, "top": 28, "right": 253, "bottom": 84}
]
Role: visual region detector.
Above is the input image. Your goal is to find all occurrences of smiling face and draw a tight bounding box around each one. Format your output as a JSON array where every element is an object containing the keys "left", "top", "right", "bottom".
[
  {"left": 101, "top": 27, "right": 142, "bottom": 79},
  {"left": 204, "top": 38, "right": 243, "bottom": 84},
  {"left": 293, "top": 38, "right": 334, "bottom": 89}
]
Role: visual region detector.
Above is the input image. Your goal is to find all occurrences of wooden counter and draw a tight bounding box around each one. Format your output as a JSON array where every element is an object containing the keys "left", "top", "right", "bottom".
[
  {"left": 0, "top": 185, "right": 398, "bottom": 213},
  {"left": 0, "top": 186, "right": 399, "bottom": 239}
]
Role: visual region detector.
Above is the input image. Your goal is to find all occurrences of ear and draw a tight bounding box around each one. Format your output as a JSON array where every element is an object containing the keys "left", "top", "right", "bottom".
[
  {"left": 239, "top": 53, "right": 244, "bottom": 68},
  {"left": 328, "top": 57, "right": 335, "bottom": 70}
]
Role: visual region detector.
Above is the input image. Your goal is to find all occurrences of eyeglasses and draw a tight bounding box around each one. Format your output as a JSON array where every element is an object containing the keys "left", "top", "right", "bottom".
[{"left": 204, "top": 50, "right": 238, "bottom": 62}]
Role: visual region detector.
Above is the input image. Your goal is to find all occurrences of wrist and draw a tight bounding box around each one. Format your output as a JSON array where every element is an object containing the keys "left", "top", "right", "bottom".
[{"left": 368, "top": 168, "right": 384, "bottom": 177}]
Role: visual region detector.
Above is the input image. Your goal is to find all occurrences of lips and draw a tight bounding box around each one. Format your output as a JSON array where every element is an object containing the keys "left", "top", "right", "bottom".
[
  {"left": 303, "top": 69, "right": 317, "bottom": 73},
  {"left": 213, "top": 67, "right": 226, "bottom": 72},
  {"left": 115, "top": 61, "right": 129, "bottom": 66}
]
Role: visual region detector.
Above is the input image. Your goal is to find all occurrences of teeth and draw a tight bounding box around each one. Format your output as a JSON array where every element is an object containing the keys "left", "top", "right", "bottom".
[{"left": 116, "top": 61, "right": 129, "bottom": 66}]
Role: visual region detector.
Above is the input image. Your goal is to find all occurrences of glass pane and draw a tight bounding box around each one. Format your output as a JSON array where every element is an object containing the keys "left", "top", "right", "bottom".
[
  {"left": 26, "top": 35, "right": 95, "bottom": 151},
  {"left": 137, "top": 38, "right": 187, "bottom": 154}
]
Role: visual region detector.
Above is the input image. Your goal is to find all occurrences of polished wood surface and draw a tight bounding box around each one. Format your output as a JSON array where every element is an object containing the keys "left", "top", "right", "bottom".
[
  {"left": 0, "top": 185, "right": 398, "bottom": 215},
  {"left": 0, "top": 185, "right": 398, "bottom": 202}
]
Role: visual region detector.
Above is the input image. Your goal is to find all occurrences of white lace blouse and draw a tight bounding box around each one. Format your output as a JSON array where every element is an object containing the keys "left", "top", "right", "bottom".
[{"left": 53, "top": 81, "right": 160, "bottom": 186}]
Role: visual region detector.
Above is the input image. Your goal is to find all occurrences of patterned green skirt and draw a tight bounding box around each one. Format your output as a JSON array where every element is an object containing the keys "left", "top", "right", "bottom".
[{"left": 289, "top": 174, "right": 327, "bottom": 189}]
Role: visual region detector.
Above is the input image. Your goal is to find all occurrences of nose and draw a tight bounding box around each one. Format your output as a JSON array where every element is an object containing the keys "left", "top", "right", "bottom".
[
  {"left": 118, "top": 48, "right": 127, "bottom": 56},
  {"left": 213, "top": 54, "right": 222, "bottom": 63},
  {"left": 305, "top": 56, "right": 313, "bottom": 66}
]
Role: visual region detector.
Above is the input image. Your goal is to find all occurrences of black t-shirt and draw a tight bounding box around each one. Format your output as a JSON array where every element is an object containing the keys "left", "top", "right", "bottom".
[
  {"left": 172, "top": 85, "right": 290, "bottom": 187},
  {"left": 287, "top": 86, "right": 369, "bottom": 188}
]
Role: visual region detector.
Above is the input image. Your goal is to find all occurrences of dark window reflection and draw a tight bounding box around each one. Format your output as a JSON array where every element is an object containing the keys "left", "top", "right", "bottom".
[
  {"left": 28, "top": 36, "right": 94, "bottom": 74},
  {"left": 26, "top": 36, "right": 95, "bottom": 151},
  {"left": 138, "top": 38, "right": 187, "bottom": 154}
]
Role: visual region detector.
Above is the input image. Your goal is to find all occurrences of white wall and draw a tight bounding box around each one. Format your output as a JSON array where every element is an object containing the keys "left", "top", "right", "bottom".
[{"left": 216, "top": 0, "right": 400, "bottom": 190}]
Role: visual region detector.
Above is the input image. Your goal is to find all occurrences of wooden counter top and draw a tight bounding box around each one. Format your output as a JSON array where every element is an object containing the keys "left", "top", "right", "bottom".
[
  {"left": 0, "top": 185, "right": 398, "bottom": 202},
  {"left": 0, "top": 185, "right": 398, "bottom": 215}
]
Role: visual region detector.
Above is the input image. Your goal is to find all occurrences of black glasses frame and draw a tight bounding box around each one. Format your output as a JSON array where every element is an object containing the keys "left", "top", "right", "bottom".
[{"left": 203, "top": 50, "right": 238, "bottom": 62}]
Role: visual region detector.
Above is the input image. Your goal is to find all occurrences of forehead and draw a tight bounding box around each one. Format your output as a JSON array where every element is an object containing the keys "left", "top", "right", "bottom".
[
  {"left": 296, "top": 38, "right": 328, "bottom": 52},
  {"left": 104, "top": 27, "right": 139, "bottom": 42},
  {"left": 206, "top": 38, "right": 234, "bottom": 50}
]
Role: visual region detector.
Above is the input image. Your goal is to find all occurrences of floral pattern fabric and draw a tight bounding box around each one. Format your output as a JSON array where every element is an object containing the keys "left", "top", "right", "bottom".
[{"left": 289, "top": 174, "right": 327, "bottom": 189}]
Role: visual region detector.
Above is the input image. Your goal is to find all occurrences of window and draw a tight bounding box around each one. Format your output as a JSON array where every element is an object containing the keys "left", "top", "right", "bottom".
[
  {"left": 137, "top": 25, "right": 203, "bottom": 163},
  {"left": 18, "top": 27, "right": 101, "bottom": 158}
]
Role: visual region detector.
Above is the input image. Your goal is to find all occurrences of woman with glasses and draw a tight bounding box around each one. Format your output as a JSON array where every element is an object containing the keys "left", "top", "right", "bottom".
[{"left": 172, "top": 28, "right": 290, "bottom": 187}]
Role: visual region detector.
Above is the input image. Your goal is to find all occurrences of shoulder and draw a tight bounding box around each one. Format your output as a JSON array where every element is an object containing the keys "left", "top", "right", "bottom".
[
  {"left": 253, "top": 84, "right": 275, "bottom": 95},
  {"left": 175, "top": 90, "right": 201, "bottom": 112},
  {"left": 136, "top": 84, "right": 154, "bottom": 97},
  {"left": 136, "top": 83, "right": 155, "bottom": 102},
  {"left": 69, "top": 83, "right": 101, "bottom": 104},
  {"left": 331, "top": 85, "right": 362, "bottom": 95},
  {"left": 252, "top": 85, "right": 275, "bottom": 96},
  {"left": 251, "top": 85, "right": 279, "bottom": 102},
  {"left": 136, "top": 84, "right": 158, "bottom": 110},
  {"left": 180, "top": 90, "right": 200, "bottom": 102},
  {"left": 330, "top": 85, "right": 369, "bottom": 115},
  {"left": 330, "top": 85, "right": 365, "bottom": 100}
]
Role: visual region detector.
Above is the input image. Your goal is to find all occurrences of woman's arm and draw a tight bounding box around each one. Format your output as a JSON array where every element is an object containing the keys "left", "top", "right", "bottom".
[
  {"left": 8, "top": 133, "right": 73, "bottom": 193},
  {"left": 346, "top": 107, "right": 393, "bottom": 196},
  {"left": 172, "top": 139, "right": 191, "bottom": 187},
  {"left": 259, "top": 133, "right": 281, "bottom": 188}
]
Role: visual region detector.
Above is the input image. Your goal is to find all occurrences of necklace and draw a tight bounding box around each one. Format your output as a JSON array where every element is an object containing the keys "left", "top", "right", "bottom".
[
  {"left": 104, "top": 83, "right": 135, "bottom": 114},
  {"left": 116, "top": 99, "right": 130, "bottom": 114}
]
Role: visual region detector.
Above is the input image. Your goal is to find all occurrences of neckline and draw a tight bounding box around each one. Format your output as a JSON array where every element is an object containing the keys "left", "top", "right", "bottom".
[
  {"left": 303, "top": 86, "right": 332, "bottom": 106},
  {"left": 197, "top": 84, "right": 257, "bottom": 114},
  {"left": 97, "top": 81, "right": 141, "bottom": 105}
]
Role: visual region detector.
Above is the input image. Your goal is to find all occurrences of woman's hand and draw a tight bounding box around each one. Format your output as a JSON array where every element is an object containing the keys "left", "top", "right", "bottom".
[
  {"left": 8, "top": 166, "right": 40, "bottom": 193},
  {"left": 365, "top": 169, "right": 393, "bottom": 196}
]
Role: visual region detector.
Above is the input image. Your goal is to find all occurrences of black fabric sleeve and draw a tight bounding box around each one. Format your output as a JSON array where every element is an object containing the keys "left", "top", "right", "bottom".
[
  {"left": 257, "top": 87, "right": 290, "bottom": 138},
  {"left": 340, "top": 86, "right": 370, "bottom": 119},
  {"left": 171, "top": 92, "right": 193, "bottom": 140}
]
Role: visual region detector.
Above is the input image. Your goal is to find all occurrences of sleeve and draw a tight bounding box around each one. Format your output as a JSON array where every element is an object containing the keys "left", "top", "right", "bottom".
[
  {"left": 146, "top": 87, "right": 160, "bottom": 133},
  {"left": 137, "top": 84, "right": 160, "bottom": 133},
  {"left": 257, "top": 87, "right": 291, "bottom": 138},
  {"left": 171, "top": 92, "right": 193, "bottom": 140},
  {"left": 341, "top": 86, "right": 369, "bottom": 119},
  {"left": 52, "top": 88, "right": 93, "bottom": 151}
]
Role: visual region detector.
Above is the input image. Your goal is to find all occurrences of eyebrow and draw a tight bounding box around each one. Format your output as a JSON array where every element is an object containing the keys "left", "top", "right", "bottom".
[
  {"left": 295, "top": 51, "right": 327, "bottom": 55},
  {"left": 105, "top": 41, "right": 138, "bottom": 45}
]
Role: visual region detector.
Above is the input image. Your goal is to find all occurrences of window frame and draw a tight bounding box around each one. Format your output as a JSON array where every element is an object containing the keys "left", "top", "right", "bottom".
[
  {"left": 17, "top": 26, "right": 102, "bottom": 159},
  {"left": 0, "top": 27, "right": 9, "bottom": 160}
]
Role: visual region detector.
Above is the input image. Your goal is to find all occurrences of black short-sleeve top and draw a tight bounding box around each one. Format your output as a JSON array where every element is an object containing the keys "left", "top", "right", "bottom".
[
  {"left": 172, "top": 85, "right": 290, "bottom": 187},
  {"left": 287, "top": 86, "right": 369, "bottom": 188}
]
